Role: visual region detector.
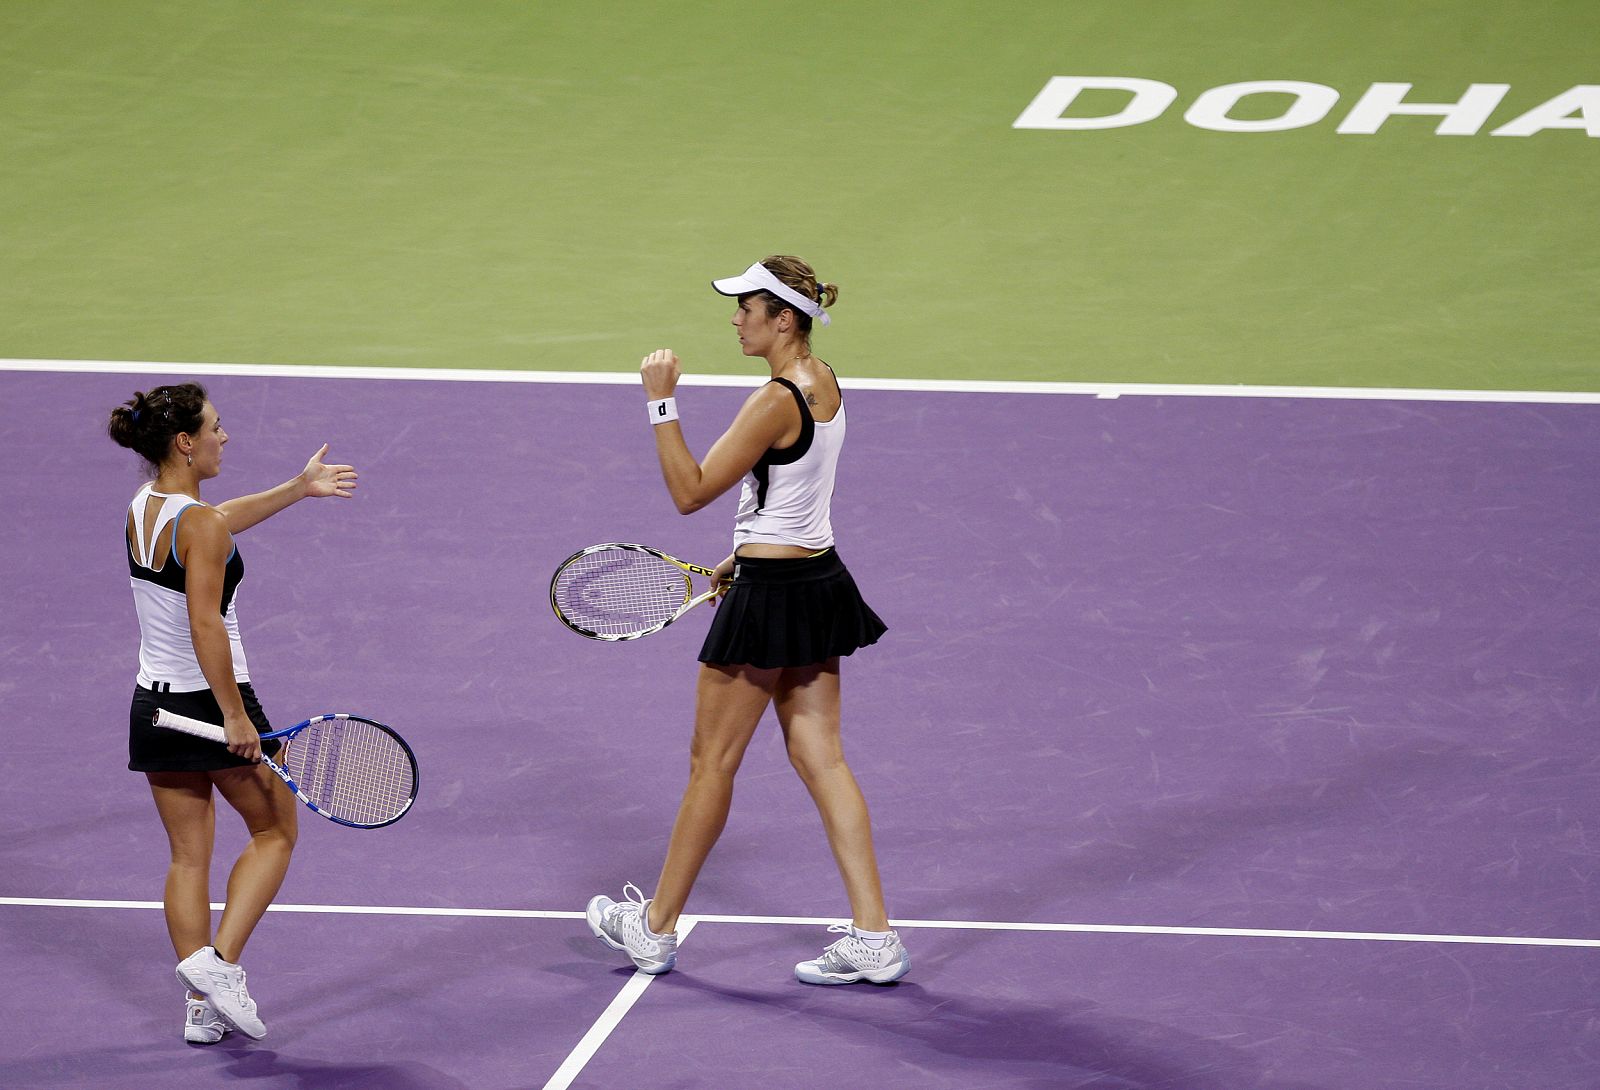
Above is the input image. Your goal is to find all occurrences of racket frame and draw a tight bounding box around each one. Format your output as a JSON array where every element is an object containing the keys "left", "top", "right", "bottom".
[
  {"left": 549, "top": 541, "right": 722, "bottom": 642},
  {"left": 152, "top": 708, "right": 418, "bottom": 829}
]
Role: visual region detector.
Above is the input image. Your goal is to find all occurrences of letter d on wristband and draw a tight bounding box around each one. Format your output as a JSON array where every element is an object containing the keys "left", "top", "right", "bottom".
[{"left": 648, "top": 397, "right": 679, "bottom": 425}]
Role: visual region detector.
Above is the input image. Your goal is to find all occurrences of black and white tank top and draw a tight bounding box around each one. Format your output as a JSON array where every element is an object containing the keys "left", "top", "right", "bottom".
[
  {"left": 732, "top": 376, "right": 846, "bottom": 551},
  {"left": 126, "top": 483, "right": 250, "bottom": 691}
]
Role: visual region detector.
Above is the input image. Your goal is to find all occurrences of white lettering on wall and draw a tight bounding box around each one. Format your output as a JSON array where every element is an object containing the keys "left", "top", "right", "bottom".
[
  {"left": 1335, "top": 82, "right": 1510, "bottom": 135},
  {"left": 1184, "top": 81, "right": 1342, "bottom": 132},
  {"left": 1013, "top": 77, "right": 1598, "bottom": 138},
  {"left": 1012, "top": 77, "right": 1179, "bottom": 130},
  {"left": 1491, "top": 85, "right": 1600, "bottom": 137}
]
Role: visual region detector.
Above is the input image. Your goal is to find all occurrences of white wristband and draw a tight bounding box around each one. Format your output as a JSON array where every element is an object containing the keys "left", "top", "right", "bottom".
[{"left": 648, "top": 397, "right": 679, "bottom": 425}]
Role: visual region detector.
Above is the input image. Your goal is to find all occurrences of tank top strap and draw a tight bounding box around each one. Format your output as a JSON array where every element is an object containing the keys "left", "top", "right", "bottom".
[
  {"left": 770, "top": 377, "right": 813, "bottom": 422},
  {"left": 764, "top": 378, "right": 815, "bottom": 467},
  {"left": 129, "top": 485, "right": 204, "bottom": 571}
]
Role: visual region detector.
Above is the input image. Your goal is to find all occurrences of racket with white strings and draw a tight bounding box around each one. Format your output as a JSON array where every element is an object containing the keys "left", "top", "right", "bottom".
[
  {"left": 153, "top": 709, "right": 418, "bottom": 829},
  {"left": 550, "top": 542, "right": 725, "bottom": 641}
]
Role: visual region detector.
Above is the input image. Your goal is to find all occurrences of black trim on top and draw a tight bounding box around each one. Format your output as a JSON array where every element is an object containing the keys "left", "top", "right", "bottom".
[
  {"left": 126, "top": 535, "right": 245, "bottom": 615},
  {"left": 751, "top": 378, "right": 815, "bottom": 511}
]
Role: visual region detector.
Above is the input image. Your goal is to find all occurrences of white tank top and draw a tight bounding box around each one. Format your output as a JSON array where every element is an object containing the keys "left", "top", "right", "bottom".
[
  {"left": 732, "top": 376, "right": 844, "bottom": 551},
  {"left": 126, "top": 483, "right": 250, "bottom": 692}
]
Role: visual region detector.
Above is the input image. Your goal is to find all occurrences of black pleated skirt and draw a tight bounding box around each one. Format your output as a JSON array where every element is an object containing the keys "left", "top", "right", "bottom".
[
  {"left": 698, "top": 549, "right": 887, "bottom": 669},
  {"left": 128, "top": 682, "right": 280, "bottom": 772}
]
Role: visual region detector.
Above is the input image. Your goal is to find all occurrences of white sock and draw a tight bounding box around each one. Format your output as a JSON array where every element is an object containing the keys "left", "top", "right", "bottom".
[{"left": 850, "top": 926, "right": 892, "bottom": 948}]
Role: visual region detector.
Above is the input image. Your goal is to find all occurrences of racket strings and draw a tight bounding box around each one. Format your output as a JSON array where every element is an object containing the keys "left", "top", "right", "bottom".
[
  {"left": 281, "top": 718, "right": 415, "bottom": 826},
  {"left": 552, "top": 551, "right": 691, "bottom": 636}
]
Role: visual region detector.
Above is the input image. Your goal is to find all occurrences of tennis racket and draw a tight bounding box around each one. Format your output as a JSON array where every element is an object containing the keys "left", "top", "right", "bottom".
[
  {"left": 153, "top": 709, "right": 418, "bottom": 829},
  {"left": 550, "top": 542, "right": 725, "bottom": 641}
]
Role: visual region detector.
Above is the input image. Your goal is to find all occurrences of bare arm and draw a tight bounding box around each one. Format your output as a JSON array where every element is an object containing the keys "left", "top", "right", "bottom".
[
  {"left": 217, "top": 444, "right": 358, "bottom": 534},
  {"left": 179, "top": 507, "right": 261, "bottom": 762},
  {"left": 641, "top": 350, "right": 796, "bottom": 515}
]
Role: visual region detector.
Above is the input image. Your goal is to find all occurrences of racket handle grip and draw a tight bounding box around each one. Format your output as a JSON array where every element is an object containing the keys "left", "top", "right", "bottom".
[{"left": 152, "top": 708, "right": 228, "bottom": 744}]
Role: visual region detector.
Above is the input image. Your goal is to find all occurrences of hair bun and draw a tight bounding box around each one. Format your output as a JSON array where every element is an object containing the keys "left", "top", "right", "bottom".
[{"left": 107, "top": 383, "right": 208, "bottom": 466}]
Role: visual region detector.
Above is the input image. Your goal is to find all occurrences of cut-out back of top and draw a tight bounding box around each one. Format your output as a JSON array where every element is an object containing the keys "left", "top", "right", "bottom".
[{"left": 125, "top": 483, "right": 251, "bottom": 692}]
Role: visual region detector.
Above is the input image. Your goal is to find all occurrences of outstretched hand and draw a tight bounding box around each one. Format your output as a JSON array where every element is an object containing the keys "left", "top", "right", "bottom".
[{"left": 300, "top": 444, "right": 359, "bottom": 499}]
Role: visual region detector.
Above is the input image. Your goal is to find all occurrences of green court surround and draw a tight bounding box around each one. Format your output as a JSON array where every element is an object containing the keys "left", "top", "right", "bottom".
[{"left": 2, "top": 2, "right": 1594, "bottom": 391}]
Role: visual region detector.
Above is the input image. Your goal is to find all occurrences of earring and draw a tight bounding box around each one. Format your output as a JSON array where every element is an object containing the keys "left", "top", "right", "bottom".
[{"left": 186, "top": 453, "right": 193, "bottom": 467}]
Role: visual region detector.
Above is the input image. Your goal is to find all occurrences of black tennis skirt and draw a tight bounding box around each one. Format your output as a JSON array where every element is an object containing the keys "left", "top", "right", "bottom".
[
  {"left": 699, "top": 549, "right": 887, "bottom": 669},
  {"left": 128, "top": 682, "right": 280, "bottom": 773}
]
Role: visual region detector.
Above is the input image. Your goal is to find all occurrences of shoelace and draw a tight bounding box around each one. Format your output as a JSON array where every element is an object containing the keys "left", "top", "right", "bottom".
[
  {"left": 818, "top": 925, "right": 897, "bottom": 970},
  {"left": 217, "top": 967, "right": 256, "bottom": 1010},
  {"left": 819, "top": 925, "right": 869, "bottom": 969},
  {"left": 612, "top": 882, "right": 660, "bottom": 948}
]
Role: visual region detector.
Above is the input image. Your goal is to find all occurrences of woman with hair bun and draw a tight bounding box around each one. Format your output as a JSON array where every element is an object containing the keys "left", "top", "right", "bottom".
[
  {"left": 586, "top": 256, "right": 908, "bottom": 985},
  {"left": 107, "top": 383, "right": 357, "bottom": 1042}
]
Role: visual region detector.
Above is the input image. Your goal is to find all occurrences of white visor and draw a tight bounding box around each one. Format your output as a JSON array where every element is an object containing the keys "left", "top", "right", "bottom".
[{"left": 711, "top": 262, "right": 829, "bottom": 326}]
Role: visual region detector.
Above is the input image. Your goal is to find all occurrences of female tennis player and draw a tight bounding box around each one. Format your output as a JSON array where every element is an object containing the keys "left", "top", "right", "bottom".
[
  {"left": 108, "top": 383, "right": 357, "bottom": 1042},
  {"left": 587, "top": 255, "right": 907, "bottom": 984}
]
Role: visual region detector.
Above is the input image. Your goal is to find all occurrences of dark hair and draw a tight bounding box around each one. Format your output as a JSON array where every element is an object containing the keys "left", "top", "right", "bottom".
[
  {"left": 107, "top": 383, "right": 208, "bottom": 468},
  {"left": 748, "top": 254, "right": 838, "bottom": 339}
]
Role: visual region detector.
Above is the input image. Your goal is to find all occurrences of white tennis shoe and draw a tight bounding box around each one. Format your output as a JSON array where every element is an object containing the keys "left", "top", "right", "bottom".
[
  {"left": 586, "top": 883, "right": 678, "bottom": 974},
  {"left": 176, "top": 946, "right": 267, "bottom": 1039},
  {"left": 183, "top": 993, "right": 229, "bottom": 1044},
  {"left": 795, "top": 925, "right": 911, "bottom": 985}
]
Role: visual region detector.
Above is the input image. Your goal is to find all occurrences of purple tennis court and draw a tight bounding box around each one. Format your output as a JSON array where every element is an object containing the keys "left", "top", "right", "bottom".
[{"left": 2, "top": 367, "right": 1596, "bottom": 1088}]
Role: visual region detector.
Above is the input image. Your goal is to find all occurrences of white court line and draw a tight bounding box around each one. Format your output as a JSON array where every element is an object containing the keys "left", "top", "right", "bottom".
[
  {"left": 4, "top": 356, "right": 1599, "bottom": 404},
  {"left": 2, "top": 896, "right": 1596, "bottom": 948},
  {"left": 0, "top": 896, "right": 581, "bottom": 920},
  {"left": 540, "top": 918, "right": 699, "bottom": 1090},
  {"left": 7, "top": 897, "right": 1593, "bottom": 1090}
]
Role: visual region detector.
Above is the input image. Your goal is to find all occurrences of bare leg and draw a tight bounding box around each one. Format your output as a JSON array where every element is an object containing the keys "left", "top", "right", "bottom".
[
  {"left": 209, "top": 763, "right": 298, "bottom": 963},
  {"left": 776, "top": 659, "right": 890, "bottom": 932},
  {"left": 647, "top": 663, "right": 777, "bottom": 934},
  {"left": 146, "top": 773, "right": 218, "bottom": 959}
]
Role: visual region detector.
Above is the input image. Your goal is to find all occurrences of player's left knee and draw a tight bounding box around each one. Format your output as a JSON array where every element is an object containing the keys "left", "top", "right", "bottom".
[{"left": 787, "top": 745, "right": 846, "bottom": 782}]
